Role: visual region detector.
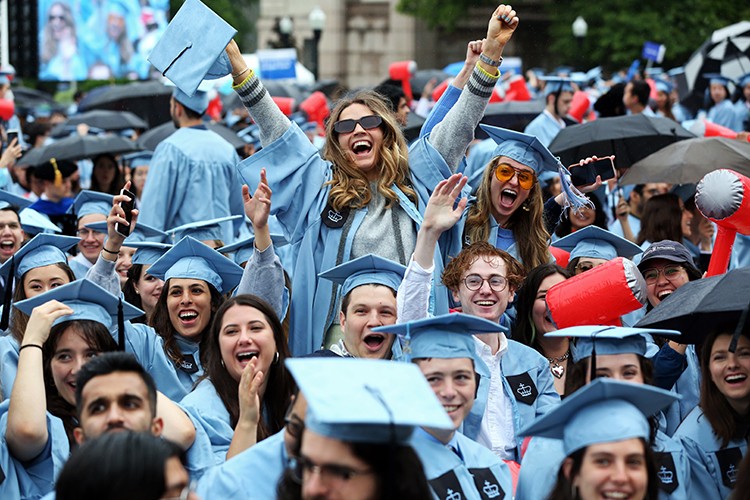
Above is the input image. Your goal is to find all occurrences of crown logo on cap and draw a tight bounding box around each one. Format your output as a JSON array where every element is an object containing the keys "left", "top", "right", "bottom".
[
  {"left": 657, "top": 466, "right": 673, "bottom": 484},
  {"left": 445, "top": 489, "right": 462, "bottom": 500},
  {"left": 517, "top": 383, "right": 532, "bottom": 397},
  {"left": 727, "top": 464, "right": 737, "bottom": 483},
  {"left": 483, "top": 480, "right": 500, "bottom": 498}
]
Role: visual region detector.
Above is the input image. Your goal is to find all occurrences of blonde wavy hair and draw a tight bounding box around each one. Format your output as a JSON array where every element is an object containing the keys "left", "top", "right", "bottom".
[
  {"left": 464, "top": 156, "right": 551, "bottom": 272},
  {"left": 322, "top": 90, "right": 415, "bottom": 212}
]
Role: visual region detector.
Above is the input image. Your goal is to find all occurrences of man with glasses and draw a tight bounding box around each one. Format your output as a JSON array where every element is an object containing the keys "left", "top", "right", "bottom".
[
  {"left": 398, "top": 174, "right": 559, "bottom": 461},
  {"left": 66, "top": 190, "right": 113, "bottom": 278}
]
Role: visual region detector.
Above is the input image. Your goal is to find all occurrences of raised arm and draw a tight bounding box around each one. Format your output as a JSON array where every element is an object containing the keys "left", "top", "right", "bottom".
[
  {"left": 226, "top": 40, "right": 290, "bottom": 147},
  {"left": 428, "top": 4, "right": 519, "bottom": 171},
  {"left": 7, "top": 301, "right": 73, "bottom": 461},
  {"left": 156, "top": 391, "right": 197, "bottom": 450},
  {"left": 226, "top": 357, "right": 263, "bottom": 459}
]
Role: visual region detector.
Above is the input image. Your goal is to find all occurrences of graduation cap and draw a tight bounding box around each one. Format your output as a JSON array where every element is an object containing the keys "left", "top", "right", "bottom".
[
  {"left": 538, "top": 170, "right": 559, "bottom": 189},
  {"left": 32, "top": 158, "right": 77, "bottom": 181},
  {"left": 127, "top": 241, "right": 173, "bottom": 266},
  {"left": 520, "top": 378, "right": 679, "bottom": 455},
  {"left": 148, "top": 236, "right": 243, "bottom": 293},
  {"left": 318, "top": 254, "right": 407, "bottom": 298},
  {"left": 84, "top": 220, "right": 169, "bottom": 244},
  {"left": 539, "top": 76, "right": 574, "bottom": 96},
  {"left": 68, "top": 190, "right": 114, "bottom": 219},
  {"left": 218, "top": 234, "right": 287, "bottom": 266},
  {"left": 13, "top": 279, "right": 143, "bottom": 350},
  {"left": 480, "top": 124, "right": 591, "bottom": 212},
  {"left": 372, "top": 313, "right": 495, "bottom": 376},
  {"left": 171, "top": 82, "right": 212, "bottom": 116},
  {"left": 148, "top": 0, "right": 236, "bottom": 98},
  {"left": 0, "top": 233, "right": 80, "bottom": 329},
  {"left": 0, "top": 190, "right": 32, "bottom": 212},
  {"left": 703, "top": 73, "right": 735, "bottom": 88},
  {"left": 166, "top": 215, "right": 242, "bottom": 242},
  {"left": 654, "top": 79, "right": 674, "bottom": 94},
  {"left": 122, "top": 151, "right": 153, "bottom": 168},
  {"left": 553, "top": 226, "right": 643, "bottom": 261},
  {"left": 739, "top": 73, "right": 750, "bottom": 89},
  {"left": 19, "top": 208, "right": 63, "bottom": 235},
  {"left": 286, "top": 357, "right": 453, "bottom": 444}
]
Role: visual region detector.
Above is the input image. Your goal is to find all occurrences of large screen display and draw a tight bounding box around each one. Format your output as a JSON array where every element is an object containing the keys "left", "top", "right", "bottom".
[{"left": 37, "top": 0, "right": 170, "bottom": 81}]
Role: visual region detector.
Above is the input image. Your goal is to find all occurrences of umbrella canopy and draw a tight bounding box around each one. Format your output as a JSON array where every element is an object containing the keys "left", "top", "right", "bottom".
[
  {"left": 50, "top": 110, "right": 148, "bottom": 138},
  {"left": 137, "top": 122, "right": 245, "bottom": 151},
  {"left": 410, "top": 69, "right": 451, "bottom": 98},
  {"left": 18, "top": 135, "right": 140, "bottom": 166},
  {"left": 479, "top": 100, "right": 545, "bottom": 133},
  {"left": 402, "top": 112, "right": 426, "bottom": 142},
  {"left": 620, "top": 137, "right": 750, "bottom": 185},
  {"left": 77, "top": 81, "right": 173, "bottom": 128},
  {"left": 682, "top": 21, "right": 750, "bottom": 112},
  {"left": 635, "top": 268, "right": 750, "bottom": 344},
  {"left": 221, "top": 80, "right": 307, "bottom": 113},
  {"left": 548, "top": 114, "right": 695, "bottom": 169},
  {"left": 11, "top": 87, "right": 65, "bottom": 116}
]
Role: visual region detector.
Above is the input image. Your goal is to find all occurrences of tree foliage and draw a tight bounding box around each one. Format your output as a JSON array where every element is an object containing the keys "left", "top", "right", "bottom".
[
  {"left": 169, "top": 0, "right": 254, "bottom": 42},
  {"left": 398, "top": 0, "right": 750, "bottom": 71}
]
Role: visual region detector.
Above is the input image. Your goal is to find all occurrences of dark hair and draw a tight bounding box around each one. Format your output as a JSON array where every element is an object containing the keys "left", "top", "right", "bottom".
[
  {"left": 372, "top": 84, "right": 406, "bottom": 114},
  {"left": 340, "top": 283, "right": 397, "bottom": 314},
  {"left": 90, "top": 154, "right": 125, "bottom": 195},
  {"left": 201, "top": 295, "right": 296, "bottom": 442},
  {"left": 699, "top": 329, "right": 750, "bottom": 448},
  {"left": 566, "top": 354, "right": 654, "bottom": 396},
  {"left": 10, "top": 262, "right": 77, "bottom": 342},
  {"left": 75, "top": 351, "right": 158, "bottom": 419},
  {"left": 637, "top": 193, "right": 684, "bottom": 246},
  {"left": 442, "top": 241, "right": 525, "bottom": 293},
  {"left": 548, "top": 439, "right": 660, "bottom": 500},
  {"left": 43, "top": 320, "right": 119, "bottom": 447},
  {"left": 56, "top": 432, "right": 185, "bottom": 500},
  {"left": 123, "top": 264, "right": 147, "bottom": 324},
  {"left": 629, "top": 80, "right": 651, "bottom": 107},
  {"left": 149, "top": 278, "right": 225, "bottom": 367},
  {"left": 554, "top": 193, "right": 608, "bottom": 238},
  {"left": 513, "top": 263, "right": 570, "bottom": 353},
  {"left": 277, "top": 432, "right": 433, "bottom": 500}
]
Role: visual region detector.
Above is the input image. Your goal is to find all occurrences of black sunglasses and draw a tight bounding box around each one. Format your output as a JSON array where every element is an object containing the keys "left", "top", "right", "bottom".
[{"left": 332, "top": 115, "right": 383, "bottom": 134}]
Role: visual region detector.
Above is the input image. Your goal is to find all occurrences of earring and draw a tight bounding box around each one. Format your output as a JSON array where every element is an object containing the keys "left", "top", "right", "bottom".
[
  {"left": 522, "top": 202, "right": 531, "bottom": 212},
  {"left": 220, "top": 359, "right": 225, "bottom": 368},
  {"left": 273, "top": 352, "right": 280, "bottom": 365}
]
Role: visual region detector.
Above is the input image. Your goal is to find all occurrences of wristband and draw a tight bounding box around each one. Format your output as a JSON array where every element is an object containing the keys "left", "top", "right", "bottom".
[
  {"left": 479, "top": 53, "right": 503, "bottom": 67},
  {"left": 19, "top": 344, "right": 43, "bottom": 353},
  {"left": 102, "top": 247, "right": 118, "bottom": 255},
  {"left": 232, "top": 67, "right": 250, "bottom": 79}
]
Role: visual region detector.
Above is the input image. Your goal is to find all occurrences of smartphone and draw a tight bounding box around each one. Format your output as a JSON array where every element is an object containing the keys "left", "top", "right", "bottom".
[
  {"left": 570, "top": 158, "right": 617, "bottom": 187},
  {"left": 115, "top": 189, "right": 135, "bottom": 237}
]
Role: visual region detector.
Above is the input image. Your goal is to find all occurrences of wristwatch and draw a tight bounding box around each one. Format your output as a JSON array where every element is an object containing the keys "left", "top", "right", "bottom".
[{"left": 479, "top": 53, "right": 503, "bottom": 67}]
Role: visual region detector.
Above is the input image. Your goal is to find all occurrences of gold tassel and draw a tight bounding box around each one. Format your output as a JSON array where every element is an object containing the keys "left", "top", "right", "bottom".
[{"left": 51, "top": 158, "right": 62, "bottom": 187}]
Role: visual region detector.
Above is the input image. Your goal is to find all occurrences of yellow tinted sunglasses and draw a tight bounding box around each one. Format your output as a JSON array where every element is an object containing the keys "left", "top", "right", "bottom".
[{"left": 494, "top": 163, "right": 537, "bottom": 190}]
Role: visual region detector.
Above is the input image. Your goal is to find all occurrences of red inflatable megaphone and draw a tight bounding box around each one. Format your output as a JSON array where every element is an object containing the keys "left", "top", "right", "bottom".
[
  {"left": 271, "top": 96, "right": 295, "bottom": 116},
  {"left": 388, "top": 60, "right": 417, "bottom": 103},
  {"left": 568, "top": 91, "right": 591, "bottom": 124},
  {"left": 695, "top": 169, "right": 750, "bottom": 276},
  {"left": 0, "top": 99, "right": 14, "bottom": 121},
  {"left": 546, "top": 257, "right": 647, "bottom": 329},
  {"left": 432, "top": 79, "right": 450, "bottom": 102},
  {"left": 504, "top": 75, "right": 531, "bottom": 102},
  {"left": 299, "top": 91, "right": 329, "bottom": 130},
  {"left": 691, "top": 119, "right": 750, "bottom": 142},
  {"left": 548, "top": 245, "right": 570, "bottom": 268}
]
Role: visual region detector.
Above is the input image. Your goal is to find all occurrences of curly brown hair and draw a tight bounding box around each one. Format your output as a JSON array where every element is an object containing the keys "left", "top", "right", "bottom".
[
  {"left": 322, "top": 90, "right": 416, "bottom": 212},
  {"left": 464, "top": 157, "right": 551, "bottom": 273},
  {"left": 442, "top": 241, "right": 525, "bottom": 293}
]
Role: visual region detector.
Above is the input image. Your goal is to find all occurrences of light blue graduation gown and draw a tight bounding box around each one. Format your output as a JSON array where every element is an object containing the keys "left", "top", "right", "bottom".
[
  {"left": 733, "top": 100, "right": 749, "bottom": 131},
  {"left": 663, "top": 345, "right": 700, "bottom": 437},
  {"left": 180, "top": 379, "right": 233, "bottom": 480},
  {"left": 524, "top": 111, "right": 564, "bottom": 147},
  {"left": 196, "top": 429, "right": 286, "bottom": 500},
  {"left": 608, "top": 214, "right": 641, "bottom": 241},
  {"left": 461, "top": 138, "right": 497, "bottom": 194},
  {"left": 0, "top": 401, "right": 68, "bottom": 499},
  {"left": 236, "top": 124, "right": 453, "bottom": 356},
  {"left": 674, "top": 406, "right": 747, "bottom": 499},
  {"left": 0, "top": 336, "right": 19, "bottom": 400},
  {"left": 139, "top": 127, "right": 244, "bottom": 243},
  {"left": 463, "top": 340, "right": 560, "bottom": 462},
  {"left": 707, "top": 99, "right": 744, "bottom": 133},
  {"left": 515, "top": 429, "right": 691, "bottom": 500},
  {"left": 411, "top": 428, "right": 513, "bottom": 500}
]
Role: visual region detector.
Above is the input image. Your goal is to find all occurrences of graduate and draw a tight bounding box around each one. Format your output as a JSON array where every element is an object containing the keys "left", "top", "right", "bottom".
[
  {"left": 278, "top": 357, "right": 452, "bottom": 500},
  {"left": 317, "top": 254, "right": 406, "bottom": 357},
  {"left": 524, "top": 76, "right": 575, "bottom": 147},
  {"left": 704, "top": 74, "right": 743, "bottom": 132},
  {"left": 521, "top": 378, "right": 679, "bottom": 500},
  {"left": 733, "top": 72, "right": 750, "bottom": 131},
  {"left": 26, "top": 159, "right": 78, "bottom": 236},
  {"left": 516, "top": 326, "right": 692, "bottom": 500},
  {"left": 0, "top": 189, "right": 31, "bottom": 265},
  {"left": 374, "top": 314, "right": 514, "bottom": 499},
  {"left": 121, "top": 241, "right": 171, "bottom": 324},
  {"left": 398, "top": 175, "right": 560, "bottom": 461},
  {"left": 66, "top": 190, "right": 114, "bottom": 279},
  {"left": 552, "top": 225, "right": 643, "bottom": 276},
  {"left": 0, "top": 234, "right": 80, "bottom": 394}
]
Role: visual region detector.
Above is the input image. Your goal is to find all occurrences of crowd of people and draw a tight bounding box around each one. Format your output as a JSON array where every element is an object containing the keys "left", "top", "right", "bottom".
[{"left": 0, "top": 2, "right": 749, "bottom": 499}]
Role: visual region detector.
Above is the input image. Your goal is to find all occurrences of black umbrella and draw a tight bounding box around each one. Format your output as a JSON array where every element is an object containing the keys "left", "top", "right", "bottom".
[
  {"left": 137, "top": 122, "right": 245, "bottom": 151},
  {"left": 19, "top": 135, "right": 140, "bottom": 166},
  {"left": 479, "top": 100, "right": 545, "bottom": 134},
  {"left": 410, "top": 69, "right": 451, "bottom": 99},
  {"left": 50, "top": 110, "right": 148, "bottom": 138},
  {"left": 77, "top": 81, "right": 173, "bottom": 128},
  {"left": 635, "top": 268, "right": 750, "bottom": 344},
  {"left": 11, "top": 87, "right": 66, "bottom": 116},
  {"left": 402, "top": 112, "right": 426, "bottom": 142},
  {"left": 221, "top": 81, "right": 308, "bottom": 113},
  {"left": 548, "top": 114, "right": 695, "bottom": 169}
]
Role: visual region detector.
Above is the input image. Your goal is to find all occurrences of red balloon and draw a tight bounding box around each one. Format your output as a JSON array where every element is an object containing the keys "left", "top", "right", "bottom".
[{"left": 0, "top": 99, "right": 14, "bottom": 121}]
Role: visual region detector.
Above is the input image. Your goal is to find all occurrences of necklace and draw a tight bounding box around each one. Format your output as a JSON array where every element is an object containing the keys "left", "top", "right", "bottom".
[{"left": 547, "top": 351, "right": 570, "bottom": 379}]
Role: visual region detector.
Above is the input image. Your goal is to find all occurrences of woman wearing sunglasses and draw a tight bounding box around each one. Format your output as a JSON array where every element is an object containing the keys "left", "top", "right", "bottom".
[{"left": 226, "top": 5, "right": 520, "bottom": 356}]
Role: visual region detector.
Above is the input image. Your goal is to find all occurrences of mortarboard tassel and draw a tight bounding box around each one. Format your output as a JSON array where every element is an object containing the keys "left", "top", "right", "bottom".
[
  {"left": 117, "top": 298, "right": 125, "bottom": 351},
  {"left": 589, "top": 336, "right": 597, "bottom": 382},
  {"left": 0, "top": 256, "right": 14, "bottom": 330}
]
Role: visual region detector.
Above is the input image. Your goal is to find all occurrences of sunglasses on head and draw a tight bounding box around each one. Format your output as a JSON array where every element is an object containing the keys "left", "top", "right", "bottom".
[
  {"left": 494, "top": 163, "right": 537, "bottom": 190},
  {"left": 333, "top": 115, "right": 383, "bottom": 134}
]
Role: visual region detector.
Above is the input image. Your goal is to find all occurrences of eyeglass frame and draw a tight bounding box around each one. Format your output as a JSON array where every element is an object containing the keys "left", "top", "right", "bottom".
[
  {"left": 493, "top": 162, "right": 537, "bottom": 190},
  {"left": 332, "top": 115, "right": 383, "bottom": 134},
  {"left": 642, "top": 265, "right": 686, "bottom": 284},
  {"left": 462, "top": 273, "right": 509, "bottom": 292}
]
